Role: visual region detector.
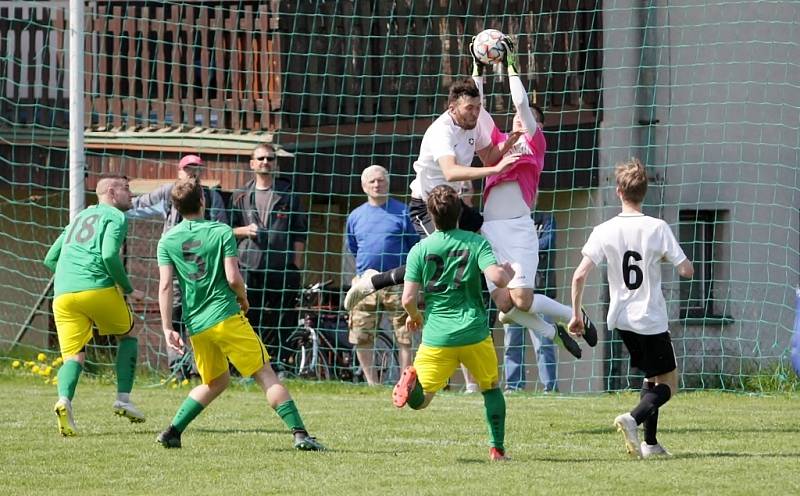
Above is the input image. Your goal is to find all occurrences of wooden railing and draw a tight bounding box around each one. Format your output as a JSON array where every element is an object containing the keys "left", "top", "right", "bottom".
[{"left": 0, "top": 1, "right": 601, "bottom": 134}]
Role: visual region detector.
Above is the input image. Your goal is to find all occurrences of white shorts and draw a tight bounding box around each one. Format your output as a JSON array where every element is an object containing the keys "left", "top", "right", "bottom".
[{"left": 480, "top": 216, "right": 539, "bottom": 293}]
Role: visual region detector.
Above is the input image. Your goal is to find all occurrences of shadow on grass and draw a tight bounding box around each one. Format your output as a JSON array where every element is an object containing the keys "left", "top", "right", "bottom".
[
  {"left": 193, "top": 427, "right": 286, "bottom": 434},
  {"left": 572, "top": 426, "right": 798, "bottom": 435}
]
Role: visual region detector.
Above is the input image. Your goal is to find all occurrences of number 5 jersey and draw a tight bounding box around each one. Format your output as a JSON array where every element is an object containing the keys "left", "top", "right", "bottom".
[{"left": 157, "top": 219, "right": 240, "bottom": 335}]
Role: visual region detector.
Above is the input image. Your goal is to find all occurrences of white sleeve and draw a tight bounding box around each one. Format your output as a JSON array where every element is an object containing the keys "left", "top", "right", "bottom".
[
  {"left": 429, "top": 125, "right": 457, "bottom": 162},
  {"left": 660, "top": 221, "right": 688, "bottom": 265},
  {"left": 581, "top": 228, "right": 606, "bottom": 266},
  {"left": 509, "top": 75, "right": 538, "bottom": 138},
  {"left": 475, "top": 108, "right": 494, "bottom": 150}
]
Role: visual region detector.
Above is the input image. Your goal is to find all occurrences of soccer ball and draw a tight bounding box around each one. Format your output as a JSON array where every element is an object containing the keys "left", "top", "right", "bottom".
[{"left": 471, "top": 29, "right": 506, "bottom": 65}]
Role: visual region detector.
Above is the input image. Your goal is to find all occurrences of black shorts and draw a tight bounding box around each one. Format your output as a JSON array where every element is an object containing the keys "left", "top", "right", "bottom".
[
  {"left": 408, "top": 197, "right": 483, "bottom": 239},
  {"left": 617, "top": 329, "right": 677, "bottom": 378}
]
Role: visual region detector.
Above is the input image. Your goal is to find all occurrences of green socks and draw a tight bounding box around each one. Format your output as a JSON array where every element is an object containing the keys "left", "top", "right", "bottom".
[
  {"left": 482, "top": 388, "right": 506, "bottom": 450},
  {"left": 116, "top": 336, "right": 138, "bottom": 394},
  {"left": 408, "top": 381, "right": 425, "bottom": 410},
  {"left": 275, "top": 400, "right": 306, "bottom": 432},
  {"left": 56, "top": 359, "right": 83, "bottom": 400},
  {"left": 171, "top": 397, "right": 205, "bottom": 433}
]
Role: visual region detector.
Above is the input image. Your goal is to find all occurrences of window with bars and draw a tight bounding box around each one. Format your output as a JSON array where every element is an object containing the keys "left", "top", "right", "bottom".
[{"left": 678, "top": 210, "right": 728, "bottom": 319}]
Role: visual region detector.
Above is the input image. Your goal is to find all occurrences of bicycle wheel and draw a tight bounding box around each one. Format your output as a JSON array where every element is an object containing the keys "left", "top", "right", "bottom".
[
  {"left": 373, "top": 332, "right": 400, "bottom": 385},
  {"left": 285, "top": 328, "right": 333, "bottom": 381}
]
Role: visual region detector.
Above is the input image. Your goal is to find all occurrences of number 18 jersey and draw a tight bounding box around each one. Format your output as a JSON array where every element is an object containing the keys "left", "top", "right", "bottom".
[
  {"left": 581, "top": 213, "right": 687, "bottom": 335},
  {"left": 157, "top": 219, "right": 240, "bottom": 335}
]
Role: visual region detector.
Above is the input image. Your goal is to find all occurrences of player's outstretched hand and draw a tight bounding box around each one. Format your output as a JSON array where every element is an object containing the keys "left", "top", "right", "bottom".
[
  {"left": 469, "top": 36, "right": 487, "bottom": 78},
  {"left": 406, "top": 313, "right": 423, "bottom": 333},
  {"left": 491, "top": 153, "right": 521, "bottom": 175},
  {"left": 163, "top": 328, "right": 185, "bottom": 354},
  {"left": 500, "top": 36, "right": 518, "bottom": 76},
  {"left": 568, "top": 316, "right": 585, "bottom": 337}
]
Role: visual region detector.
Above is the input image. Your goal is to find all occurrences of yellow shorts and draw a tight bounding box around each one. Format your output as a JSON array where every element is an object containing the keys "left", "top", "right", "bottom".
[
  {"left": 53, "top": 286, "right": 134, "bottom": 358},
  {"left": 414, "top": 336, "right": 499, "bottom": 393},
  {"left": 190, "top": 312, "right": 270, "bottom": 384}
]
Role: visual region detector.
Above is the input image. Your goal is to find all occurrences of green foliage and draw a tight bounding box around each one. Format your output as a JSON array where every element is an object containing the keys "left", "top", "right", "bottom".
[{"left": 2, "top": 376, "right": 799, "bottom": 495}]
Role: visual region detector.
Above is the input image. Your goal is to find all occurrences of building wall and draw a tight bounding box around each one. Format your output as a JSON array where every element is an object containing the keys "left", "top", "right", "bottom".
[{"left": 599, "top": 0, "right": 799, "bottom": 389}]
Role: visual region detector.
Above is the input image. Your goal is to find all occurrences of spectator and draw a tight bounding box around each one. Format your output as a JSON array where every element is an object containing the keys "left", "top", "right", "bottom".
[
  {"left": 346, "top": 165, "right": 419, "bottom": 384},
  {"left": 230, "top": 144, "right": 307, "bottom": 370},
  {"left": 129, "top": 154, "right": 227, "bottom": 379}
]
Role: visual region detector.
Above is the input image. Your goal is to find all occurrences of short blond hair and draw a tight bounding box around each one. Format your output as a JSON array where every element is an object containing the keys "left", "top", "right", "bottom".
[{"left": 615, "top": 158, "right": 648, "bottom": 204}]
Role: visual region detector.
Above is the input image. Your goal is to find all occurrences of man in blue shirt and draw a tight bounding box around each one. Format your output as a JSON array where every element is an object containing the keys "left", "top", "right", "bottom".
[{"left": 346, "top": 165, "right": 419, "bottom": 384}]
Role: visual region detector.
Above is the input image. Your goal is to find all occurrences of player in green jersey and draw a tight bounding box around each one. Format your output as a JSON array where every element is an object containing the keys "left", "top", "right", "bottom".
[
  {"left": 44, "top": 175, "right": 146, "bottom": 437},
  {"left": 154, "top": 176, "right": 324, "bottom": 451},
  {"left": 392, "top": 184, "right": 514, "bottom": 461}
]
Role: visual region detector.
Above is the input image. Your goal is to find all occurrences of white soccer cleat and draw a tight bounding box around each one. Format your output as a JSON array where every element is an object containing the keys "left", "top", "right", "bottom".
[
  {"left": 54, "top": 399, "right": 77, "bottom": 437},
  {"left": 613, "top": 413, "right": 641, "bottom": 458},
  {"left": 640, "top": 442, "right": 671, "bottom": 459},
  {"left": 344, "top": 269, "right": 378, "bottom": 311},
  {"left": 113, "top": 400, "right": 146, "bottom": 423}
]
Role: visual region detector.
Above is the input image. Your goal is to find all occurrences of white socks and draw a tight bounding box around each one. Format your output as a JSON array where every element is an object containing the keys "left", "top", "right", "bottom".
[
  {"left": 504, "top": 307, "right": 555, "bottom": 340},
  {"left": 530, "top": 295, "right": 573, "bottom": 322}
]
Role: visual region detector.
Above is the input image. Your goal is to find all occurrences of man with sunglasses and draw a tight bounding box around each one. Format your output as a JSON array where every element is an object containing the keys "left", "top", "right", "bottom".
[{"left": 230, "top": 144, "right": 308, "bottom": 371}]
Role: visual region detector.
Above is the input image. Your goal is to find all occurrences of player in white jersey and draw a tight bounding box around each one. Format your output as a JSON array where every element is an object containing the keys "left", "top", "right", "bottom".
[
  {"left": 569, "top": 158, "right": 694, "bottom": 459},
  {"left": 470, "top": 38, "right": 597, "bottom": 359},
  {"left": 344, "top": 78, "right": 519, "bottom": 310}
]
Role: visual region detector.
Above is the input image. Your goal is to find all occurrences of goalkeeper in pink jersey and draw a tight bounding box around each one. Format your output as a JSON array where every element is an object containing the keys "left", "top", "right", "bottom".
[{"left": 470, "top": 36, "right": 597, "bottom": 359}]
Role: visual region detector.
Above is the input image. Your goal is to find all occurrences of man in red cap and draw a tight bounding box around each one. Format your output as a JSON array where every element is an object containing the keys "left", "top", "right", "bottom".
[{"left": 129, "top": 153, "right": 228, "bottom": 379}]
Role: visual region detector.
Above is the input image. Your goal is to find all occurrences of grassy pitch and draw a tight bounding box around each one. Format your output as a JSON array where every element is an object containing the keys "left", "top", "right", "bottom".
[{"left": 1, "top": 374, "right": 798, "bottom": 495}]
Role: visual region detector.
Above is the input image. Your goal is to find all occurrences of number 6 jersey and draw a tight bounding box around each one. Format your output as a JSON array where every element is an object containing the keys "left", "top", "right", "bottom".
[
  {"left": 581, "top": 213, "right": 688, "bottom": 335},
  {"left": 157, "top": 219, "right": 240, "bottom": 335}
]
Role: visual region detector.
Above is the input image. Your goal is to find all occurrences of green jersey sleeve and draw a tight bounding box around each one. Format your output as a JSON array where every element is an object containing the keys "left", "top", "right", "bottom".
[
  {"left": 476, "top": 237, "right": 497, "bottom": 271},
  {"left": 404, "top": 244, "right": 422, "bottom": 283},
  {"left": 222, "top": 227, "right": 238, "bottom": 258},
  {"left": 101, "top": 216, "right": 134, "bottom": 294},
  {"left": 43, "top": 232, "right": 65, "bottom": 272},
  {"left": 157, "top": 236, "right": 173, "bottom": 267}
]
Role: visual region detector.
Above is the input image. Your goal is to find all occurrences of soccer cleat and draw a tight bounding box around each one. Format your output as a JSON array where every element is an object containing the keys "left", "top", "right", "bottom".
[
  {"left": 113, "top": 400, "right": 146, "bottom": 423},
  {"left": 640, "top": 442, "right": 672, "bottom": 459},
  {"left": 614, "top": 413, "right": 642, "bottom": 458},
  {"left": 54, "top": 399, "right": 77, "bottom": 437},
  {"left": 489, "top": 447, "right": 509, "bottom": 461},
  {"left": 156, "top": 426, "right": 182, "bottom": 449},
  {"left": 343, "top": 269, "right": 379, "bottom": 311},
  {"left": 581, "top": 307, "right": 599, "bottom": 347},
  {"left": 293, "top": 432, "right": 326, "bottom": 451},
  {"left": 553, "top": 322, "right": 582, "bottom": 359},
  {"left": 392, "top": 366, "right": 418, "bottom": 408}
]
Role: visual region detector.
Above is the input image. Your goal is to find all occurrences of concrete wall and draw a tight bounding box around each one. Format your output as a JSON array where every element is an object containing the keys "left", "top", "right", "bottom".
[{"left": 598, "top": 0, "right": 799, "bottom": 389}]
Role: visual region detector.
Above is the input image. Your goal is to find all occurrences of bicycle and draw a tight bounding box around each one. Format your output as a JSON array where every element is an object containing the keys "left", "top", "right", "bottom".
[{"left": 284, "top": 279, "right": 400, "bottom": 384}]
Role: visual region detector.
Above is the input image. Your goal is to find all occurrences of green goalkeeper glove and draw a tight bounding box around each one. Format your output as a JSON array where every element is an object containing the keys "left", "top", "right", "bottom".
[
  {"left": 469, "top": 36, "right": 487, "bottom": 77},
  {"left": 501, "top": 36, "right": 518, "bottom": 76}
]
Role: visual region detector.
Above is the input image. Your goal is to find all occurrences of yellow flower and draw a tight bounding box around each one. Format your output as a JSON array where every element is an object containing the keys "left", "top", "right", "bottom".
[
  {"left": 181, "top": 379, "right": 189, "bottom": 386},
  {"left": 54, "top": 357, "right": 63, "bottom": 365},
  {"left": 37, "top": 353, "right": 47, "bottom": 362},
  {"left": 171, "top": 384, "right": 178, "bottom": 389},
  {"left": 32, "top": 365, "right": 40, "bottom": 374},
  {"left": 44, "top": 366, "right": 53, "bottom": 376},
  {"left": 12, "top": 360, "right": 20, "bottom": 369},
  {"left": 51, "top": 378, "right": 58, "bottom": 385}
]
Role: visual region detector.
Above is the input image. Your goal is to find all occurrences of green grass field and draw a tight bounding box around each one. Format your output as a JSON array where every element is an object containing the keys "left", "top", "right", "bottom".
[{"left": 1, "top": 373, "right": 798, "bottom": 496}]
